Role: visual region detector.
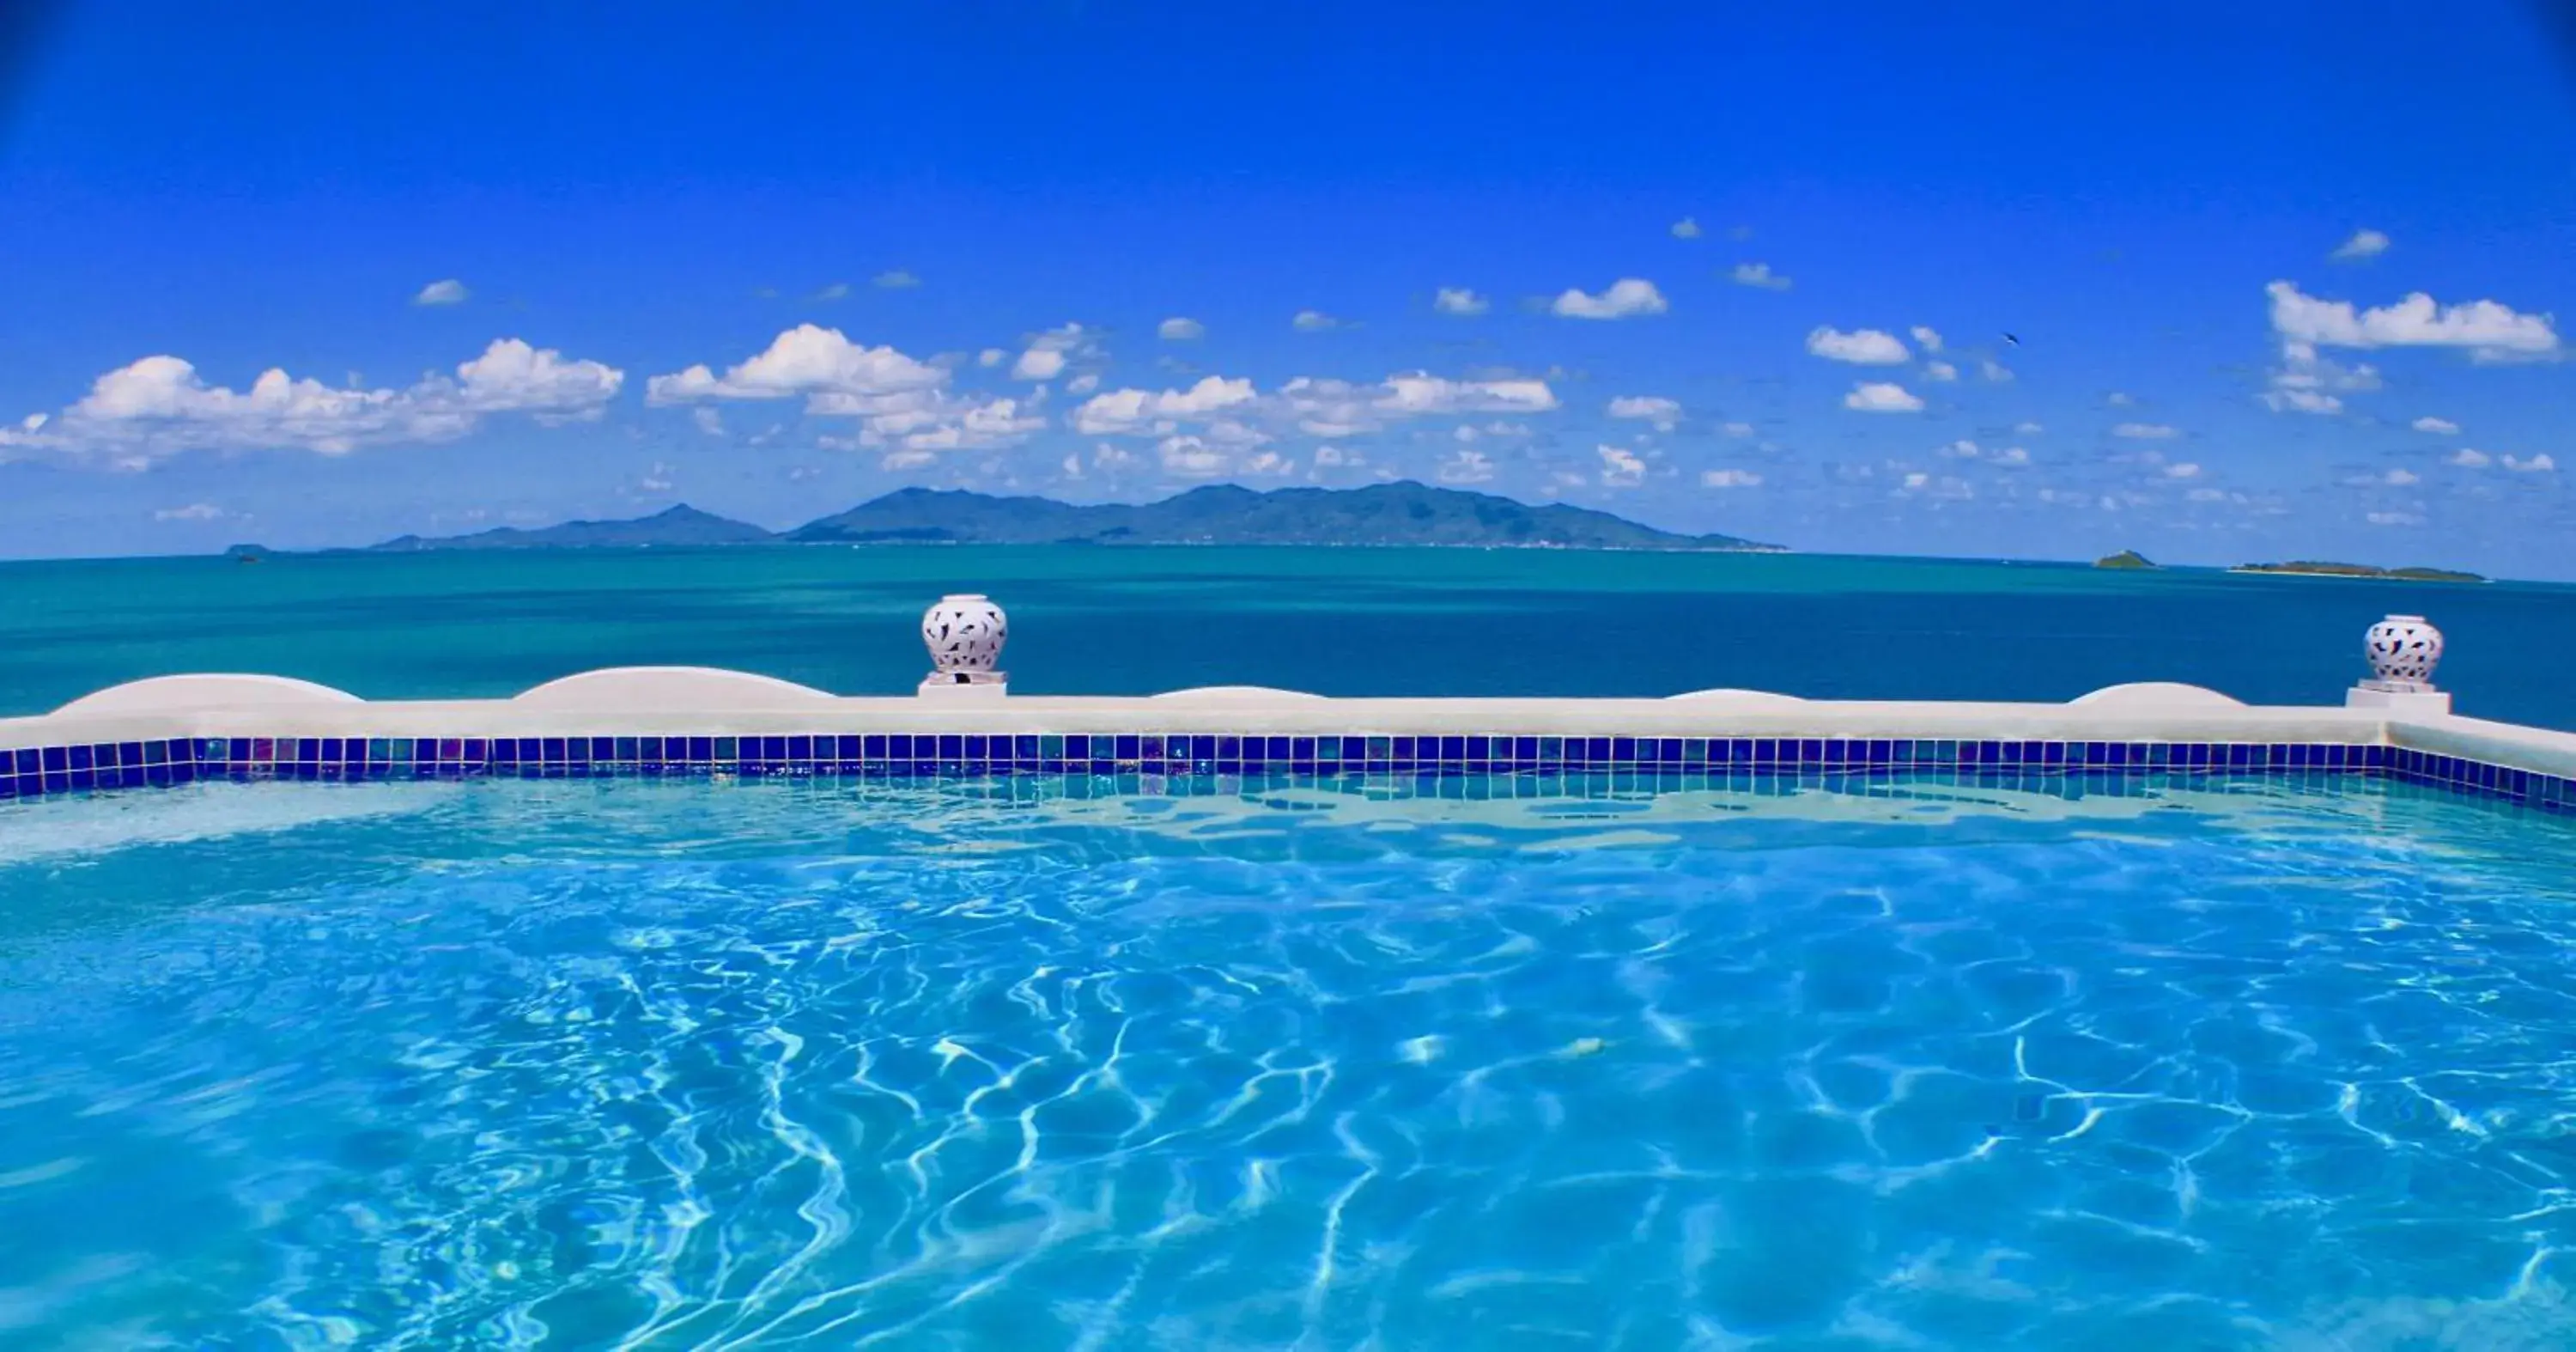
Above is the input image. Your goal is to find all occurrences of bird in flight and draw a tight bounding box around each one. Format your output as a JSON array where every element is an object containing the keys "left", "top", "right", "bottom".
[{"left": 2002, "top": 332, "right": 2021, "bottom": 347}]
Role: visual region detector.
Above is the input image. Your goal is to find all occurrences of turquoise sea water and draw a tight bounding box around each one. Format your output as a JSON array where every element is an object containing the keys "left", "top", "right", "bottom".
[
  {"left": 3, "top": 547, "right": 2573, "bottom": 728},
  {"left": 5, "top": 774, "right": 2576, "bottom": 1347}
]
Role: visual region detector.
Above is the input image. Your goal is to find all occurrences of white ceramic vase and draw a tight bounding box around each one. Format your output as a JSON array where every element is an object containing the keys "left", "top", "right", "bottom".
[
  {"left": 922, "top": 594, "right": 1008, "bottom": 673},
  {"left": 2365, "top": 613, "right": 2443, "bottom": 687}
]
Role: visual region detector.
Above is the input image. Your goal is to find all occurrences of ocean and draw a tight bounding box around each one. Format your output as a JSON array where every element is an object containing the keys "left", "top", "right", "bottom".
[{"left": 3, "top": 546, "right": 2571, "bottom": 730}]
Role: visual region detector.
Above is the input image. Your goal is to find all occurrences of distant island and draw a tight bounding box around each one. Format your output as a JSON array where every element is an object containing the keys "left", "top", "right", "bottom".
[
  {"left": 340, "top": 484, "right": 1782, "bottom": 554},
  {"left": 2231, "top": 560, "right": 2487, "bottom": 583},
  {"left": 2093, "top": 550, "right": 2156, "bottom": 569}
]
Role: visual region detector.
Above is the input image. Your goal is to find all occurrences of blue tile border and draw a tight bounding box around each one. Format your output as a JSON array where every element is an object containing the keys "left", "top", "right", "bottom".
[{"left": 0, "top": 734, "right": 2567, "bottom": 818}]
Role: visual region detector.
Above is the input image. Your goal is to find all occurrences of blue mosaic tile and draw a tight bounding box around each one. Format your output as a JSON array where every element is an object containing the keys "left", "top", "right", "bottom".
[{"left": 1, "top": 733, "right": 2568, "bottom": 822}]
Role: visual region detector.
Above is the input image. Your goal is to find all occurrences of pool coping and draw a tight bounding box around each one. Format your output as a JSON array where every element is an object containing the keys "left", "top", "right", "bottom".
[{"left": 3, "top": 672, "right": 2572, "bottom": 813}]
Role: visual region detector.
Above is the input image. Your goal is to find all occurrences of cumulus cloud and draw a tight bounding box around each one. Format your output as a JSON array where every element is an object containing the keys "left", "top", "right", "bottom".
[
  {"left": 648, "top": 325, "right": 943, "bottom": 408},
  {"left": 2162, "top": 462, "right": 2202, "bottom": 478},
  {"left": 1434, "top": 288, "right": 1490, "bottom": 316},
  {"left": 977, "top": 349, "right": 1006, "bottom": 368},
  {"left": 1009, "top": 322, "right": 1097, "bottom": 381},
  {"left": 1607, "top": 395, "right": 1681, "bottom": 429},
  {"left": 2450, "top": 448, "right": 2493, "bottom": 468},
  {"left": 1721, "top": 421, "right": 1756, "bottom": 437},
  {"left": 2267, "top": 280, "right": 2557, "bottom": 355},
  {"left": 2383, "top": 467, "right": 2421, "bottom": 485},
  {"left": 2330, "top": 228, "right": 2391, "bottom": 262},
  {"left": 693, "top": 407, "right": 724, "bottom": 437},
  {"left": 2112, "top": 423, "right": 2179, "bottom": 439},
  {"left": 1066, "top": 373, "right": 1099, "bottom": 395},
  {"left": 649, "top": 325, "right": 1041, "bottom": 454},
  {"left": 2506, "top": 453, "right": 2557, "bottom": 473},
  {"left": 1670, "top": 217, "right": 1702, "bottom": 239},
  {"left": 1980, "top": 359, "right": 2014, "bottom": 382},
  {"left": 1923, "top": 360, "right": 1958, "bottom": 382},
  {"left": 1909, "top": 326, "right": 1943, "bottom": 352},
  {"left": 1157, "top": 317, "right": 1205, "bottom": 341},
  {"left": 1807, "top": 326, "right": 1911, "bottom": 365},
  {"left": 1596, "top": 444, "right": 1645, "bottom": 487},
  {"left": 1728, "top": 262, "right": 1791, "bottom": 291},
  {"left": 872, "top": 270, "right": 921, "bottom": 289},
  {"left": 1437, "top": 448, "right": 1494, "bottom": 484},
  {"left": 1842, "top": 381, "right": 1923, "bottom": 413},
  {"left": 4, "top": 338, "right": 624, "bottom": 464},
  {"left": 2412, "top": 416, "right": 2460, "bottom": 435},
  {"left": 1157, "top": 435, "right": 1230, "bottom": 478},
  {"left": 1291, "top": 309, "right": 1341, "bottom": 332},
  {"left": 1551, "top": 278, "right": 1668, "bottom": 320},
  {"left": 1701, "top": 468, "right": 1761, "bottom": 488},
  {"left": 412, "top": 278, "right": 470, "bottom": 307},
  {"left": 154, "top": 502, "right": 227, "bottom": 521},
  {"left": 2263, "top": 339, "right": 2382, "bottom": 415},
  {"left": 1072, "top": 375, "right": 1259, "bottom": 434}
]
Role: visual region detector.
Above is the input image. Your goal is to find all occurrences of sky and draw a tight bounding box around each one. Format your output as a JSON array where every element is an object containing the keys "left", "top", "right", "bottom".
[{"left": 3, "top": 1, "right": 2574, "bottom": 576}]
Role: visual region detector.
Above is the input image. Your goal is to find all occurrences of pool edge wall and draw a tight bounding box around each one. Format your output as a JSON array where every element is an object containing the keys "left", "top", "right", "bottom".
[{"left": 3, "top": 674, "right": 2572, "bottom": 814}]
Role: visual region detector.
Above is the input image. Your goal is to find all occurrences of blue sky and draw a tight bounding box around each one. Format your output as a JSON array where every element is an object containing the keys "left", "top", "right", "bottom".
[{"left": 4, "top": 0, "right": 2574, "bottom": 576}]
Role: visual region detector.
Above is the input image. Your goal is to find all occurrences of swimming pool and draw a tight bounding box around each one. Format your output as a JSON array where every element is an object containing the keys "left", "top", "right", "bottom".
[{"left": 5, "top": 772, "right": 2574, "bottom": 1348}]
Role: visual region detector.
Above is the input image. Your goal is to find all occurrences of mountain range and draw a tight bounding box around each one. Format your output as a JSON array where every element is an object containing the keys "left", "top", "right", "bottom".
[{"left": 340, "top": 484, "right": 1779, "bottom": 553}]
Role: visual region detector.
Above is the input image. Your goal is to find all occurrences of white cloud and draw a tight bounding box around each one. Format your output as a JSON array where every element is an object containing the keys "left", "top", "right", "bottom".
[
  {"left": 1939, "top": 439, "right": 1981, "bottom": 459},
  {"left": 1728, "top": 262, "right": 1792, "bottom": 291},
  {"left": 2163, "top": 462, "right": 2202, "bottom": 478},
  {"left": 1072, "top": 375, "right": 1259, "bottom": 434},
  {"left": 2263, "top": 389, "right": 2343, "bottom": 415},
  {"left": 1157, "top": 316, "right": 1206, "bottom": 341},
  {"left": 2263, "top": 339, "right": 2381, "bottom": 414},
  {"left": 1242, "top": 449, "right": 1295, "bottom": 476},
  {"left": 7, "top": 338, "right": 623, "bottom": 463},
  {"left": 2113, "top": 423, "right": 2179, "bottom": 439},
  {"left": 1670, "top": 217, "right": 1702, "bottom": 240},
  {"left": 1720, "top": 421, "right": 1756, "bottom": 437},
  {"left": 1909, "top": 326, "right": 1943, "bottom": 352},
  {"left": 2106, "top": 392, "right": 2136, "bottom": 407},
  {"left": 1607, "top": 395, "right": 1681, "bottom": 429},
  {"left": 1701, "top": 468, "right": 1761, "bottom": 488},
  {"left": 649, "top": 326, "right": 1046, "bottom": 454},
  {"left": 1993, "top": 446, "right": 2031, "bottom": 465},
  {"left": 154, "top": 502, "right": 226, "bottom": 521},
  {"left": 1596, "top": 444, "right": 1646, "bottom": 487},
  {"left": 2014, "top": 421, "right": 2044, "bottom": 435},
  {"left": 412, "top": 278, "right": 470, "bottom": 307},
  {"left": 1923, "top": 360, "right": 1958, "bottom": 382},
  {"left": 2506, "top": 453, "right": 2557, "bottom": 473},
  {"left": 977, "top": 349, "right": 1006, "bottom": 368},
  {"left": 1979, "top": 359, "right": 2014, "bottom": 383},
  {"left": 1843, "top": 381, "right": 1923, "bottom": 413},
  {"left": 2266, "top": 280, "right": 2558, "bottom": 354},
  {"left": 639, "top": 460, "right": 676, "bottom": 491},
  {"left": 1551, "top": 278, "right": 1668, "bottom": 320},
  {"left": 872, "top": 270, "right": 921, "bottom": 289},
  {"left": 1158, "top": 435, "right": 1229, "bottom": 478},
  {"left": 1091, "top": 442, "right": 1137, "bottom": 470},
  {"left": 1312, "top": 445, "right": 1359, "bottom": 467},
  {"left": 1066, "top": 373, "right": 1099, "bottom": 395},
  {"left": 2451, "top": 448, "right": 2493, "bottom": 468},
  {"left": 1434, "top": 287, "right": 1491, "bottom": 317},
  {"left": 2330, "top": 228, "right": 2391, "bottom": 262},
  {"left": 1012, "top": 322, "right": 1097, "bottom": 381},
  {"left": 2367, "top": 510, "right": 2425, "bottom": 527},
  {"left": 1437, "top": 449, "right": 1494, "bottom": 484},
  {"left": 1291, "top": 309, "right": 1340, "bottom": 332},
  {"left": 647, "top": 325, "right": 944, "bottom": 408},
  {"left": 1807, "top": 326, "right": 1911, "bottom": 365},
  {"left": 2412, "top": 416, "right": 2460, "bottom": 435},
  {"left": 2384, "top": 467, "right": 2421, "bottom": 485},
  {"left": 692, "top": 407, "right": 724, "bottom": 437}
]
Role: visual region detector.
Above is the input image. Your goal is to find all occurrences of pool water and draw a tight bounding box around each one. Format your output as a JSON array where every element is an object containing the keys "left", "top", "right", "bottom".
[{"left": 4, "top": 776, "right": 2576, "bottom": 1349}]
